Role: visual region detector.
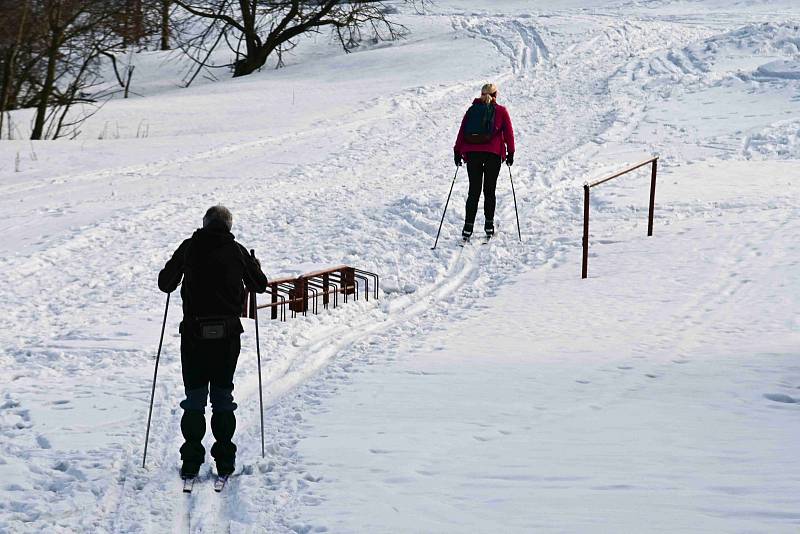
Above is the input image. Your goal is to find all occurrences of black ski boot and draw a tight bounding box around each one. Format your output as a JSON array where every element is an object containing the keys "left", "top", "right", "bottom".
[
  {"left": 180, "top": 463, "right": 200, "bottom": 479},
  {"left": 462, "top": 222, "right": 473, "bottom": 243}
]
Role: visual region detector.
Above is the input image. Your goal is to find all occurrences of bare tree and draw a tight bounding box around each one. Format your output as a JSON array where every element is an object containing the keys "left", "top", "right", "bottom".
[
  {"left": 0, "top": 2, "right": 30, "bottom": 137},
  {"left": 160, "top": 0, "right": 172, "bottom": 50},
  {"left": 110, "top": 0, "right": 144, "bottom": 46},
  {"left": 0, "top": 1, "right": 126, "bottom": 140},
  {"left": 2, "top": 0, "right": 177, "bottom": 140},
  {"left": 112, "top": 0, "right": 175, "bottom": 50},
  {"left": 173, "top": 0, "right": 427, "bottom": 79},
  {"left": 28, "top": 1, "right": 123, "bottom": 140}
]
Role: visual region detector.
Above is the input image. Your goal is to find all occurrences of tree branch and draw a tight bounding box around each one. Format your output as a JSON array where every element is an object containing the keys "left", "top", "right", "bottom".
[{"left": 173, "top": 0, "right": 246, "bottom": 34}]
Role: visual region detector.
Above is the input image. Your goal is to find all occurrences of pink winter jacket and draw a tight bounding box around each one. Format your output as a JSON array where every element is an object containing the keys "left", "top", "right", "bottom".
[{"left": 454, "top": 99, "right": 516, "bottom": 161}]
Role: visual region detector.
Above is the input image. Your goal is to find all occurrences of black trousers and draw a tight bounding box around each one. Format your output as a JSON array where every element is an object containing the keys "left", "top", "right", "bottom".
[
  {"left": 463, "top": 151, "right": 502, "bottom": 234},
  {"left": 179, "top": 333, "right": 240, "bottom": 472}
]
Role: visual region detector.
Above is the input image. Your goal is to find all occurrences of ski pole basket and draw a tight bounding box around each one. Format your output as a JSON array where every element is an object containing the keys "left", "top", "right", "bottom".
[{"left": 242, "top": 265, "right": 379, "bottom": 322}]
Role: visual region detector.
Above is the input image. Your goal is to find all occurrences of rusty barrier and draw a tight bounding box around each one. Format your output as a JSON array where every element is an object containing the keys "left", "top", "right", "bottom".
[
  {"left": 243, "top": 265, "right": 379, "bottom": 321},
  {"left": 582, "top": 156, "right": 659, "bottom": 279}
]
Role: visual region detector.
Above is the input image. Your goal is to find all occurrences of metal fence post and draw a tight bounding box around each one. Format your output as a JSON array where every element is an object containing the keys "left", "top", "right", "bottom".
[
  {"left": 582, "top": 184, "right": 590, "bottom": 279},
  {"left": 648, "top": 158, "right": 658, "bottom": 237},
  {"left": 581, "top": 156, "right": 659, "bottom": 279},
  {"left": 270, "top": 285, "right": 278, "bottom": 320}
]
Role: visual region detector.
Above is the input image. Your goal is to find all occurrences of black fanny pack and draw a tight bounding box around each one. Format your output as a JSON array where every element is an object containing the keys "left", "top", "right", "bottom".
[
  {"left": 181, "top": 316, "right": 237, "bottom": 340},
  {"left": 465, "top": 132, "right": 492, "bottom": 144}
]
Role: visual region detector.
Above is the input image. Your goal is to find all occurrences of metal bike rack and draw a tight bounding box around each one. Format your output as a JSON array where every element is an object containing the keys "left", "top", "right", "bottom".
[{"left": 244, "top": 265, "right": 380, "bottom": 322}]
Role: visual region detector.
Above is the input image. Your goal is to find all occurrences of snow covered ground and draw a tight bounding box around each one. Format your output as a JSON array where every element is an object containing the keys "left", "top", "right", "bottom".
[{"left": 0, "top": 0, "right": 798, "bottom": 532}]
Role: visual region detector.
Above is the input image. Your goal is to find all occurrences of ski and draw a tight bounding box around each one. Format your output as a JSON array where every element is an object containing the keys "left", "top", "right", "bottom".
[
  {"left": 459, "top": 237, "right": 471, "bottom": 248},
  {"left": 482, "top": 234, "right": 494, "bottom": 245},
  {"left": 182, "top": 476, "right": 196, "bottom": 493},
  {"left": 214, "top": 475, "right": 230, "bottom": 493}
]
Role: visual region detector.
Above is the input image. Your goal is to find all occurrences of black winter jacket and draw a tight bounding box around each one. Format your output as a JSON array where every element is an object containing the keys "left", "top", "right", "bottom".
[{"left": 158, "top": 225, "right": 268, "bottom": 328}]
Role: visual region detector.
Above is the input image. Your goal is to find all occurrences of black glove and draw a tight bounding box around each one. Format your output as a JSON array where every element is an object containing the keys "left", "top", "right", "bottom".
[
  {"left": 250, "top": 249, "right": 261, "bottom": 268},
  {"left": 454, "top": 152, "right": 462, "bottom": 167},
  {"left": 506, "top": 153, "right": 514, "bottom": 167}
]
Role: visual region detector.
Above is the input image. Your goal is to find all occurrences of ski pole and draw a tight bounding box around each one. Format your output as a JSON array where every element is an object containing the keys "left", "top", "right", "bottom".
[
  {"left": 251, "top": 250, "right": 266, "bottom": 459},
  {"left": 508, "top": 165, "right": 522, "bottom": 242},
  {"left": 431, "top": 166, "right": 460, "bottom": 250},
  {"left": 142, "top": 292, "right": 170, "bottom": 469}
]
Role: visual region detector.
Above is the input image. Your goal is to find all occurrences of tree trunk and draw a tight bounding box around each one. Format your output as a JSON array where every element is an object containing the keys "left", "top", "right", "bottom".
[
  {"left": 160, "top": 0, "right": 170, "bottom": 50},
  {"left": 121, "top": 0, "right": 144, "bottom": 46},
  {"left": 133, "top": 0, "right": 144, "bottom": 44},
  {"left": 31, "top": 34, "right": 60, "bottom": 140},
  {"left": 0, "top": 49, "right": 14, "bottom": 138},
  {"left": 232, "top": 0, "right": 263, "bottom": 77},
  {"left": 1, "top": 2, "right": 29, "bottom": 139},
  {"left": 233, "top": 48, "right": 268, "bottom": 77}
]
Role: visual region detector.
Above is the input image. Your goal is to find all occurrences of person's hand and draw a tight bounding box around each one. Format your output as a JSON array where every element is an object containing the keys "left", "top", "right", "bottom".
[
  {"left": 454, "top": 152, "right": 463, "bottom": 167},
  {"left": 250, "top": 249, "right": 261, "bottom": 268},
  {"left": 506, "top": 153, "right": 514, "bottom": 167}
]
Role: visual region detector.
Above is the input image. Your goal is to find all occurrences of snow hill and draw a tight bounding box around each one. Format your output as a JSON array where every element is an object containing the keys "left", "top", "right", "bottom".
[{"left": 1, "top": 0, "right": 799, "bottom": 532}]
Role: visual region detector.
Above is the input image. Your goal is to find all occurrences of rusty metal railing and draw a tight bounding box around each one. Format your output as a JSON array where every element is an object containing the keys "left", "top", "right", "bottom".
[
  {"left": 582, "top": 156, "right": 659, "bottom": 279},
  {"left": 242, "top": 265, "right": 379, "bottom": 321}
]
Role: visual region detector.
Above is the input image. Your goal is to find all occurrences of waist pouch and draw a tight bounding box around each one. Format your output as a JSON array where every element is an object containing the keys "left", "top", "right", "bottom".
[
  {"left": 181, "top": 316, "right": 240, "bottom": 340},
  {"left": 465, "top": 133, "right": 492, "bottom": 144}
]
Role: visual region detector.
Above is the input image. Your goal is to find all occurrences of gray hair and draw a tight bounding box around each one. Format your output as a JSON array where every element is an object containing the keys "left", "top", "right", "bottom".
[{"left": 203, "top": 205, "right": 233, "bottom": 231}]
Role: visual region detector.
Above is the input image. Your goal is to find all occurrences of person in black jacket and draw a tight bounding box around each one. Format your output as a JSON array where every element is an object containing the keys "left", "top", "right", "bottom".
[{"left": 158, "top": 205, "right": 268, "bottom": 479}]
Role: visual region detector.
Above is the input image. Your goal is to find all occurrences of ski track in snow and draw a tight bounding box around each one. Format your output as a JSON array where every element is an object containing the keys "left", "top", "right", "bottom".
[{"left": 1, "top": 2, "right": 799, "bottom": 532}]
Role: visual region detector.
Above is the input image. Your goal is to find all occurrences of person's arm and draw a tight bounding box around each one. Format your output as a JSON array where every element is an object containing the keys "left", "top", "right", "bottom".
[
  {"left": 158, "top": 239, "right": 190, "bottom": 293},
  {"left": 241, "top": 245, "right": 269, "bottom": 293},
  {"left": 453, "top": 112, "right": 468, "bottom": 155},
  {"left": 503, "top": 107, "right": 515, "bottom": 156}
]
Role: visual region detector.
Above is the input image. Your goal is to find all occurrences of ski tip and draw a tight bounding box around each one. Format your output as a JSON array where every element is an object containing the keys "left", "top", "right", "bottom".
[
  {"left": 214, "top": 475, "right": 229, "bottom": 492},
  {"left": 182, "top": 477, "right": 196, "bottom": 493}
]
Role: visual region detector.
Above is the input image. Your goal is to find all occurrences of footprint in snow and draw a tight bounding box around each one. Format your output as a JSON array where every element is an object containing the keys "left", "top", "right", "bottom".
[
  {"left": 52, "top": 399, "right": 72, "bottom": 410},
  {"left": 53, "top": 460, "right": 69, "bottom": 472},
  {"left": 764, "top": 393, "right": 797, "bottom": 404},
  {"left": 0, "top": 397, "right": 21, "bottom": 410}
]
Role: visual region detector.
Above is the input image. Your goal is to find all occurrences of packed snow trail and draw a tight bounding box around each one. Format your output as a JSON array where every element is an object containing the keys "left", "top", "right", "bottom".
[{"left": 1, "top": 0, "right": 799, "bottom": 532}]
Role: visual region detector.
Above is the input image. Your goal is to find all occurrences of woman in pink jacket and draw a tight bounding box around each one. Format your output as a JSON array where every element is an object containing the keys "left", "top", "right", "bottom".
[{"left": 453, "top": 83, "right": 515, "bottom": 241}]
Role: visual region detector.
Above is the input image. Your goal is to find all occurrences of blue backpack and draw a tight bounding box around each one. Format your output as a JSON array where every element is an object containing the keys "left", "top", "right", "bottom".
[{"left": 463, "top": 102, "right": 496, "bottom": 144}]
